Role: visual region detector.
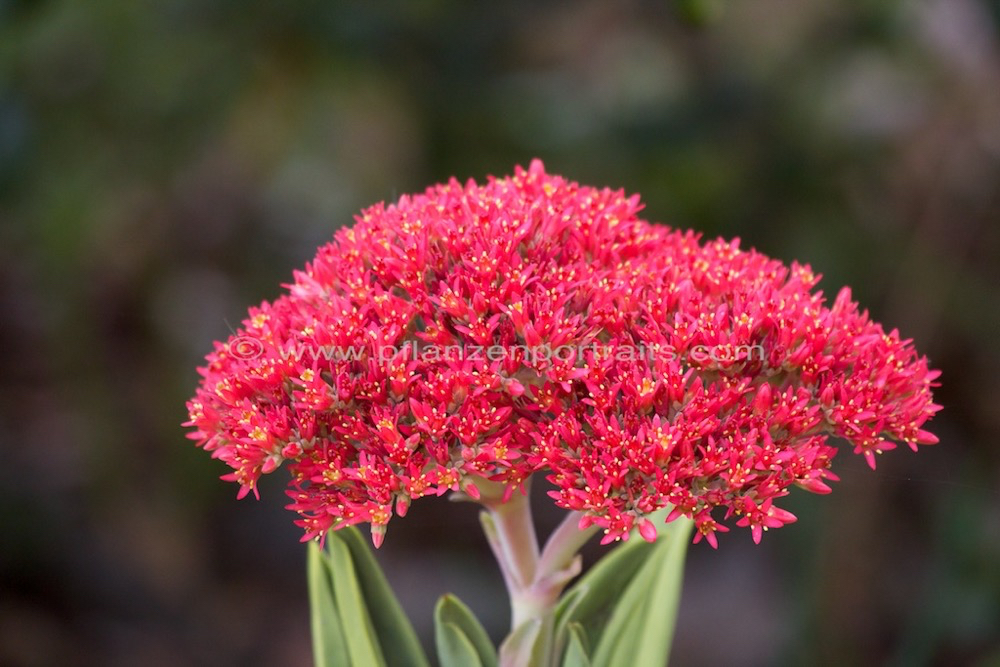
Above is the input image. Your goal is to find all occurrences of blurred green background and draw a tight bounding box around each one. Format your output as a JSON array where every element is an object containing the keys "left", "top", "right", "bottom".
[{"left": 2, "top": 0, "right": 999, "bottom": 665}]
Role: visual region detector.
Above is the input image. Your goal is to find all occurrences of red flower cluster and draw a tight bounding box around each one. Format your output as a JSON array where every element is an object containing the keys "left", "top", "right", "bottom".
[{"left": 185, "top": 160, "right": 940, "bottom": 548}]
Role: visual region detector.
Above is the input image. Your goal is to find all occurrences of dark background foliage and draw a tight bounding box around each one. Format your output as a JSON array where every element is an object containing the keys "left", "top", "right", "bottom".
[{"left": 2, "top": 1, "right": 998, "bottom": 665}]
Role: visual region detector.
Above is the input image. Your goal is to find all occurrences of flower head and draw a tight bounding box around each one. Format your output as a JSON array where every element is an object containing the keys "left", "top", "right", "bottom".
[{"left": 186, "top": 160, "right": 940, "bottom": 547}]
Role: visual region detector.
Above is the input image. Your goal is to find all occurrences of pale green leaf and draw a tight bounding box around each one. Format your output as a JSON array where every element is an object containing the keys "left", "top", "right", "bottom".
[
  {"left": 497, "top": 618, "right": 542, "bottom": 667},
  {"left": 554, "top": 520, "right": 659, "bottom": 648},
  {"left": 307, "top": 541, "right": 350, "bottom": 667},
  {"left": 340, "top": 528, "right": 430, "bottom": 667},
  {"left": 590, "top": 518, "right": 693, "bottom": 667},
  {"left": 561, "top": 623, "right": 591, "bottom": 667},
  {"left": 437, "top": 621, "right": 484, "bottom": 667},
  {"left": 325, "top": 535, "right": 387, "bottom": 667},
  {"left": 434, "top": 595, "right": 497, "bottom": 667}
]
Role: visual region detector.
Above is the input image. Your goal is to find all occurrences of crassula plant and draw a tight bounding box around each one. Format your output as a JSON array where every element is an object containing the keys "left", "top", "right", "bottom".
[{"left": 186, "top": 161, "right": 940, "bottom": 667}]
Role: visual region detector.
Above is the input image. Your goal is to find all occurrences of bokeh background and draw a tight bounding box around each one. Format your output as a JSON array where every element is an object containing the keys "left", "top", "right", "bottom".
[{"left": 2, "top": 0, "right": 999, "bottom": 665}]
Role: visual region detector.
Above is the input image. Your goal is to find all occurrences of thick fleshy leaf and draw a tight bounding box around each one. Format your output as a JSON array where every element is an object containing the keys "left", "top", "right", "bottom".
[
  {"left": 552, "top": 585, "right": 587, "bottom": 656},
  {"left": 561, "top": 623, "right": 591, "bottom": 667},
  {"left": 437, "top": 622, "right": 484, "bottom": 667},
  {"left": 434, "top": 595, "right": 497, "bottom": 667},
  {"left": 554, "top": 585, "right": 587, "bottom": 627},
  {"left": 325, "top": 535, "right": 388, "bottom": 667},
  {"left": 340, "top": 528, "right": 430, "bottom": 667},
  {"left": 497, "top": 618, "right": 543, "bottom": 666},
  {"left": 554, "top": 518, "right": 661, "bottom": 652},
  {"left": 307, "top": 542, "right": 350, "bottom": 667},
  {"left": 590, "top": 518, "right": 693, "bottom": 667},
  {"left": 623, "top": 518, "right": 692, "bottom": 666}
]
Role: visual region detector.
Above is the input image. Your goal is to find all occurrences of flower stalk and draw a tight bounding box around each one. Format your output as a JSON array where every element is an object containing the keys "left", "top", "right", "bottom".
[
  {"left": 479, "top": 482, "right": 600, "bottom": 666},
  {"left": 482, "top": 482, "right": 540, "bottom": 597}
]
